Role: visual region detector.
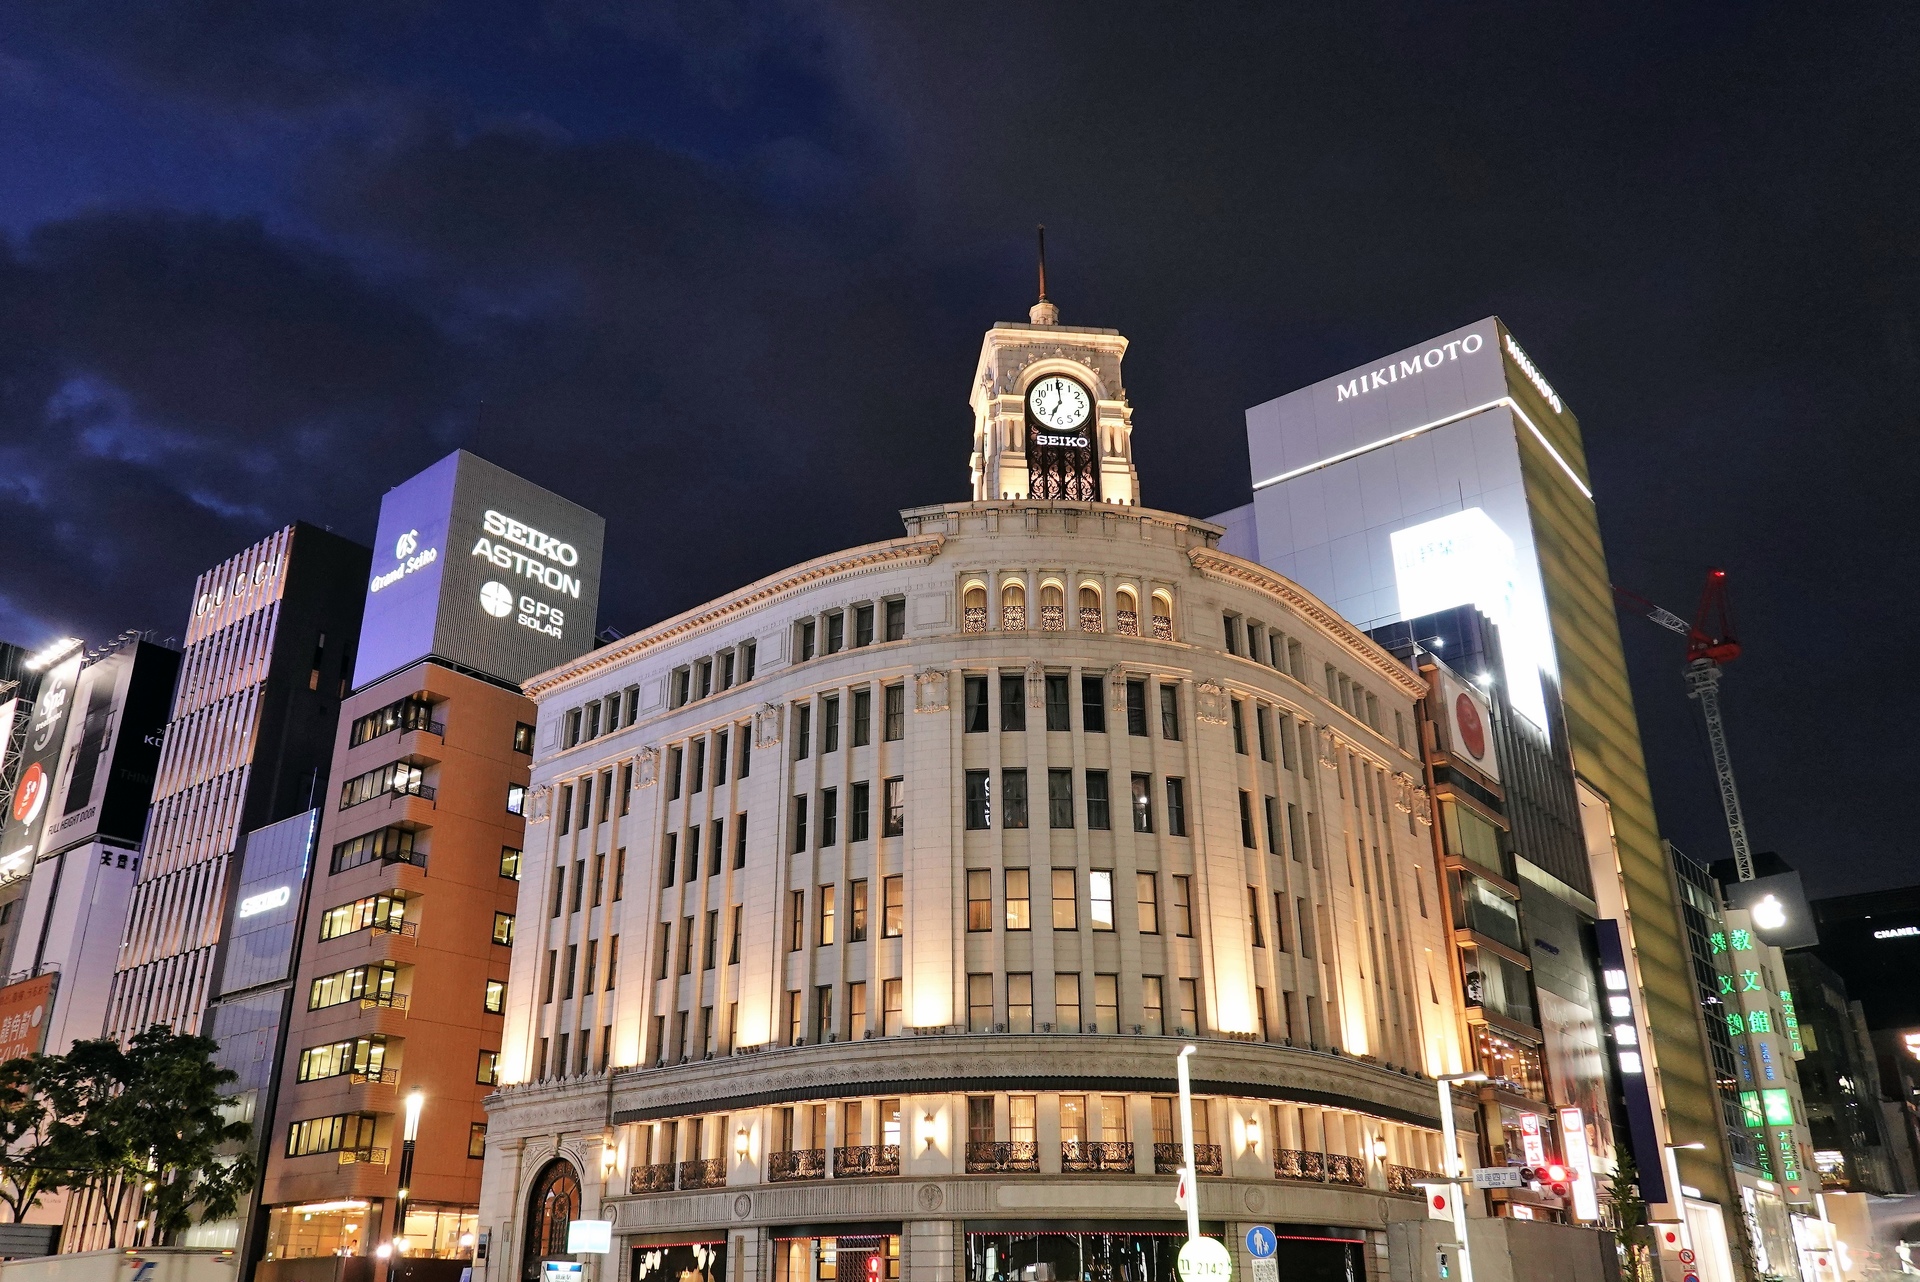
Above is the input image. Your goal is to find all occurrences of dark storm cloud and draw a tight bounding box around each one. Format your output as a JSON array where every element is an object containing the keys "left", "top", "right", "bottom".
[{"left": 0, "top": 2, "right": 1915, "bottom": 891}]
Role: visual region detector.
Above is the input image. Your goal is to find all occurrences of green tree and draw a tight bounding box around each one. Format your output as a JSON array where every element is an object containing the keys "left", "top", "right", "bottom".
[
  {"left": 0, "top": 1054, "right": 90, "bottom": 1221},
  {"left": 1605, "top": 1152, "right": 1653, "bottom": 1282}
]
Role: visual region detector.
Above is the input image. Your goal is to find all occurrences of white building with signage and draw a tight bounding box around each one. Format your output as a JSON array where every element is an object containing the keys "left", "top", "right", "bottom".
[{"left": 473, "top": 299, "right": 1620, "bottom": 1282}]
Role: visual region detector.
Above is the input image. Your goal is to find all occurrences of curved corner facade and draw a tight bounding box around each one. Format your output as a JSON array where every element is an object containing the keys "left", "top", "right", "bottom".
[{"left": 478, "top": 490, "right": 1480, "bottom": 1281}]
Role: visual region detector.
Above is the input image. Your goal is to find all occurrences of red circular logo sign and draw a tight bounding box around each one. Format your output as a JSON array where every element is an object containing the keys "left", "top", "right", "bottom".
[
  {"left": 1454, "top": 692, "right": 1487, "bottom": 760},
  {"left": 10, "top": 763, "right": 46, "bottom": 826},
  {"left": 1431, "top": 1193, "right": 1448, "bottom": 1212}
]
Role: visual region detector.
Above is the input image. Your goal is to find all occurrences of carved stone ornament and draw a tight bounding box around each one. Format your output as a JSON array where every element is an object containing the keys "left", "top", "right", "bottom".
[
  {"left": 732, "top": 1193, "right": 752, "bottom": 1220},
  {"left": 753, "top": 703, "right": 782, "bottom": 748},
  {"left": 1392, "top": 772, "right": 1416, "bottom": 813},
  {"left": 1195, "top": 679, "right": 1229, "bottom": 726},
  {"left": 1026, "top": 659, "right": 1045, "bottom": 707},
  {"left": 917, "top": 1183, "right": 944, "bottom": 1211},
  {"left": 526, "top": 784, "right": 552, "bottom": 823},
  {"left": 1413, "top": 786, "right": 1433, "bottom": 822},
  {"left": 1317, "top": 724, "right": 1339, "bottom": 767},
  {"left": 915, "top": 668, "right": 949, "bottom": 713},
  {"left": 636, "top": 746, "right": 660, "bottom": 788},
  {"left": 1108, "top": 665, "right": 1128, "bottom": 712}
]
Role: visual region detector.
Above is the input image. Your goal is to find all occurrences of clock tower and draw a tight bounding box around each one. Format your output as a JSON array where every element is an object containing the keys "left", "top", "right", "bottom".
[{"left": 968, "top": 267, "right": 1140, "bottom": 505}]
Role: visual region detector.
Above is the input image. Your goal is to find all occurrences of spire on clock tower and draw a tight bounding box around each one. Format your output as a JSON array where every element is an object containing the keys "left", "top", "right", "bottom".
[
  {"left": 1030, "top": 224, "right": 1058, "bottom": 326},
  {"left": 968, "top": 238, "right": 1139, "bottom": 506}
]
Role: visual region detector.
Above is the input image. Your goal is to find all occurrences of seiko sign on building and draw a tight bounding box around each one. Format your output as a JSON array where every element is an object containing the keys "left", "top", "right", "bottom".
[{"left": 353, "top": 450, "right": 606, "bottom": 689}]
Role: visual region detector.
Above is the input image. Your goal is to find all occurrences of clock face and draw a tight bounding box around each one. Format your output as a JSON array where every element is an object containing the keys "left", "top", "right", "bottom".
[{"left": 1027, "top": 376, "right": 1092, "bottom": 433}]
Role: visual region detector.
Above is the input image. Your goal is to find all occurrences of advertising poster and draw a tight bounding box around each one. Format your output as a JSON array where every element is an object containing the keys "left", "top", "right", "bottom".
[
  {"left": 0, "top": 973, "right": 58, "bottom": 1060},
  {"left": 0, "top": 652, "right": 83, "bottom": 882},
  {"left": 1538, "top": 987, "right": 1616, "bottom": 1168}
]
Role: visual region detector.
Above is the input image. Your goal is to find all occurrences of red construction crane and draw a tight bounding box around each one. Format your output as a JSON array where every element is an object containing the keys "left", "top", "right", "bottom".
[{"left": 1613, "top": 570, "right": 1756, "bottom": 881}]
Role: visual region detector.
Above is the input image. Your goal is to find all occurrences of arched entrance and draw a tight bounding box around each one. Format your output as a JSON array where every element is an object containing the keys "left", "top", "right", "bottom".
[{"left": 520, "top": 1158, "right": 582, "bottom": 1282}]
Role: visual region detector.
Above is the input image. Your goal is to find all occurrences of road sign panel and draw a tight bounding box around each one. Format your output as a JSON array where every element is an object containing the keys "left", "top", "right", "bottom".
[
  {"left": 1245, "top": 1227, "right": 1276, "bottom": 1259},
  {"left": 1471, "top": 1167, "right": 1524, "bottom": 1188}
]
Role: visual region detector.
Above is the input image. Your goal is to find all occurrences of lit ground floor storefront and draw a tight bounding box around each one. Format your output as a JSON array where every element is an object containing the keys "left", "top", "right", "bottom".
[{"left": 254, "top": 1198, "right": 479, "bottom": 1282}]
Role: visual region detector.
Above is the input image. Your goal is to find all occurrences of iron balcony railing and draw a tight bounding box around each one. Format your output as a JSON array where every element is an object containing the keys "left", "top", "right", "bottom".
[
  {"left": 678, "top": 1158, "right": 726, "bottom": 1190},
  {"left": 768, "top": 1148, "right": 826, "bottom": 1182},
  {"left": 1061, "top": 1141, "right": 1134, "bottom": 1173},
  {"left": 629, "top": 1163, "right": 674, "bottom": 1194},
  {"left": 1152, "top": 1142, "right": 1223, "bottom": 1176},
  {"left": 965, "top": 1141, "right": 1040, "bottom": 1174},
  {"left": 832, "top": 1145, "right": 900, "bottom": 1178}
]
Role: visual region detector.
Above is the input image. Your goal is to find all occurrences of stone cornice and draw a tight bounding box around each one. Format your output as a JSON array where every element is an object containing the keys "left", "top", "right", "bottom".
[
  {"left": 1186, "top": 548, "right": 1427, "bottom": 699},
  {"left": 522, "top": 535, "right": 947, "bottom": 699}
]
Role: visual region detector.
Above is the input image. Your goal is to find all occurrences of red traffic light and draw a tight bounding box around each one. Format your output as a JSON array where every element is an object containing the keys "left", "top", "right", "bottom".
[
  {"left": 1546, "top": 1164, "right": 1569, "bottom": 1182},
  {"left": 867, "top": 1258, "right": 881, "bottom": 1281}
]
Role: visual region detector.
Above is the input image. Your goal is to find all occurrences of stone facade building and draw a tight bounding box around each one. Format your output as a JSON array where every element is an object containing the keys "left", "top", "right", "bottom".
[{"left": 475, "top": 305, "right": 1604, "bottom": 1282}]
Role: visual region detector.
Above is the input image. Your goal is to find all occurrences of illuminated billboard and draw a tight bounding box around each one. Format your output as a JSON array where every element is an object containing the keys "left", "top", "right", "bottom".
[
  {"left": 37, "top": 641, "right": 178, "bottom": 858},
  {"left": 0, "top": 651, "right": 82, "bottom": 884},
  {"left": 353, "top": 451, "right": 605, "bottom": 689}
]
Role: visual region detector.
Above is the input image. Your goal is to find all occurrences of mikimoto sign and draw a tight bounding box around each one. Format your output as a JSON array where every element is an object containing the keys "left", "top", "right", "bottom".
[{"left": 353, "top": 451, "right": 605, "bottom": 689}]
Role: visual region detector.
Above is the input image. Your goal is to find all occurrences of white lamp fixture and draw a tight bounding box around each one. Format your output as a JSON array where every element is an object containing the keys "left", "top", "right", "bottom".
[
  {"left": 23, "top": 637, "right": 81, "bottom": 671},
  {"left": 403, "top": 1091, "right": 426, "bottom": 1143},
  {"left": 1244, "top": 1113, "right": 1262, "bottom": 1155},
  {"left": 735, "top": 1126, "right": 751, "bottom": 1160}
]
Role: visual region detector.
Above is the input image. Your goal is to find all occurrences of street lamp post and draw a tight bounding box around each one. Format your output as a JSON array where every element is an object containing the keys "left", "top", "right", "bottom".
[
  {"left": 1176, "top": 1045, "right": 1199, "bottom": 1245},
  {"left": 1663, "top": 1141, "right": 1707, "bottom": 1254},
  {"left": 1435, "top": 1072, "right": 1488, "bottom": 1282},
  {"left": 394, "top": 1092, "right": 425, "bottom": 1264}
]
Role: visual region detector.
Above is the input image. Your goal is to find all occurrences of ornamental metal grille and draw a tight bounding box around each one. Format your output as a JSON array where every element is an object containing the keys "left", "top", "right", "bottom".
[{"left": 1027, "top": 422, "right": 1096, "bottom": 500}]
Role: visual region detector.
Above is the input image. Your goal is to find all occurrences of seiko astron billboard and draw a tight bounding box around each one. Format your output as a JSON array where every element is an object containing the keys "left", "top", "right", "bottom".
[{"left": 353, "top": 450, "right": 605, "bottom": 689}]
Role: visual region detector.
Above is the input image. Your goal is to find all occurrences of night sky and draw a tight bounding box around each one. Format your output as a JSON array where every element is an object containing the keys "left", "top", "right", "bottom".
[{"left": 1, "top": 5, "right": 1914, "bottom": 895}]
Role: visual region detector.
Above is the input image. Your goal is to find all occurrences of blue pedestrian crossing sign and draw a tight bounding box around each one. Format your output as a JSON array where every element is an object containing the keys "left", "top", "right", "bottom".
[{"left": 1245, "top": 1227, "right": 1277, "bottom": 1259}]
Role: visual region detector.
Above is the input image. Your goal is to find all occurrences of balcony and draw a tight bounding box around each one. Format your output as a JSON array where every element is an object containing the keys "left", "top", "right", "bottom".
[
  {"left": 833, "top": 1145, "right": 900, "bottom": 1179},
  {"left": 360, "top": 993, "right": 409, "bottom": 1013},
  {"left": 966, "top": 1141, "right": 1039, "bottom": 1174},
  {"left": 1079, "top": 608, "right": 1103, "bottom": 633},
  {"left": 1325, "top": 1153, "right": 1367, "bottom": 1187},
  {"left": 1115, "top": 609, "right": 1140, "bottom": 637},
  {"left": 1388, "top": 1164, "right": 1445, "bottom": 1195},
  {"left": 1274, "top": 1148, "right": 1325, "bottom": 1182},
  {"left": 963, "top": 606, "right": 987, "bottom": 634},
  {"left": 348, "top": 1068, "right": 399, "bottom": 1086},
  {"left": 678, "top": 1158, "right": 726, "bottom": 1190},
  {"left": 1152, "top": 614, "right": 1173, "bottom": 641},
  {"left": 768, "top": 1148, "right": 826, "bottom": 1182},
  {"left": 1061, "top": 1141, "right": 1134, "bottom": 1174},
  {"left": 1039, "top": 606, "right": 1064, "bottom": 632},
  {"left": 338, "top": 1147, "right": 388, "bottom": 1167},
  {"left": 1153, "top": 1143, "right": 1223, "bottom": 1176},
  {"left": 1001, "top": 605, "right": 1026, "bottom": 632},
  {"left": 629, "top": 1163, "right": 674, "bottom": 1194}
]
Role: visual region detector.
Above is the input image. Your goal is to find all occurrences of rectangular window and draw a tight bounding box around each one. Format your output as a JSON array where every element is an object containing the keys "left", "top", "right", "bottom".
[
  {"left": 1171, "top": 875, "right": 1193, "bottom": 938},
  {"left": 1239, "top": 791, "right": 1256, "bottom": 847},
  {"left": 667, "top": 747, "right": 683, "bottom": 800},
  {"left": 851, "top": 782, "right": 871, "bottom": 842},
  {"left": 964, "top": 675, "right": 989, "bottom": 732},
  {"left": 1142, "top": 976, "right": 1164, "bottom": 1036},
  {"left": 885, "top": 597, "right": 906, "bottom": 642},
  {"left": 1081, "top": 676, "right": 1106, "bottom": 733},
  {"left": 798, "top": 619, "right": 816, "bottom": 661},
  {"left": 1279, "top": 714, "right": 1297, "bottom": 770},
  {"left": 506, "top": 782, "right": 527, "bottom": 817},
  {"left": 999, "top": 673, "right": 1026, "bottom": 732},
  {"left": 1088, "top": 870, "right": 1114, "bottom": 930},
  {"left": 469, "top": 1123, "right": 488, "bottom": 1159},
  {"left": 791, "top": 794, "right": 808, "bottom": 853},
  {"left": 552, "top": 865, "right": 567, "bottom": 917},
  {"left": 850, "top": 879, "right": 868, "bottom": 941},
  {"left": 849, "top": 982, "right": 868, "bottom": 1040},
  {"left": 620, "top": 761, "right": 634, "bottom": 814},
  {"left": 1130, "top": 773, "right": 1153, "bottom": 832},
  {"left": 1290, "top": 804, "right": 1308, "bottom": 865},
  {"left": 702, "top": 912, "right": 718, "bottom": 970},
  {"left": 1264, "top": 797, "right": 1280, "bottom": 855},
  {"left": 794, "top": 703, "right": 811, "bottom": 760},
  {"left": 571, "top": 857, "right": 586, "bottom": 911},
  {"left": 492, "top": 912, "right": 515, "bottom": 946},
  {"left": 743, "top": 639, "right": 758, "bottom": 681},
  {"left": 544, "top": 950, "right": 557, "bottom": 1003},
  {"left": 882, "top": 979, "right": 903, "bottom": 1035},
  {"left": 968, "top": 974, "right": 993, "bottom": 1033},
  {"left": 329, "top": 826, "right": 422, "bottom": 875},
  {"left": 1248, "top": 886, "right": 1265, "bottom": 947},
  {"left": 1165, "top": 777, "right": 1188, "bottom": 836},
  {"left": 286, "top": 1113, "right": 377, "bottom": 1159},
  {"left": 853, "top": 688, "right": 872, "bottom": 746},
  {"left": 308, "top": 963, "right": 397, "bottom": 1011},
  {"left": 679, "top": 916, "right": 695, "bottom": 974},
  {"left": 1178, "top": 978, "right": 1199, "bottom": 1035},
  {"left": 787, "top": 991, "right": 803, "bottom": 1046},
  {"left": 883, "top": 777, "right": 905, "bottom": 837},
  {"left": 707, "top": 819, "right": 723, "bottom": 877},
  {"left": 606, "top": 936, "right": 619, "bottom": 987},
  {"left": 855, "top": 602, "right": 875, "bottom": 647},
  {"left": 557, "top": 784, "right": 573, "bottom": 835},
  {"left": 1055, "top": 974, "right": 1081, "bottom": 1032},
  {"left": 562, "top": 944, "right": 577, "bottom": 1000},
  {"left": 1094, "top": 974, "right": 1119, "bottom": 1033},
  {"left": 1085, "top": 770, "right": 1110, "bottom": 830},
  {"left": 713, "top": 732, "right": 728, "bottom": 787},
  {"left": 1008, "top": 974, "right": 1034, "bottom": 1033},
  {"left": 513, "top": 721, "right": 535, "bottom": 754},
  {"left": 477, "top": 1049, "right": 500, "bottom": 1086},
  {"left": 1256, "top": 705, "right": 1273, "bottom": 761},
  {"left": 1005, "top": 869, "right": 1031, "bottom": 930},
  {"left": 1137, "top": 873, "right": 1160, "bottom": 933},
  {"left": 967, "top": 870, "right": 993, "bottom": 931},
  {"left": 884, "top": 684, "right": 905, "bottom": 740},
  {"left": 1160, "top": 684, "right": 1180, "bottom": 740},
  {"left": 882, "top": 875, "right": 904, "bottom": 937},
  {"left": 1274, "top": 891, "right": 1290, "bottom": 952},
  {"left": 965, "top": 770, "right": 992, "bottom": 830},
  {"left": 681, "top": 831, "right": 698, "bottom": 886},
  {"left": 1051, "top": 869, "right": 1077, "bottom": 929},
  {"left": 820, "top": 787, "right": 839, "bottom": 846},
  {"left": 655, "top": 933, "right": 670, "bottom": 981},
  {"left": 1232, "top": 700, "right": 1248, "bottom": 754},
  {"left": 1045, "top": 674, "right": 1071, "bottom": 730},
  {"left": 815, "top": 985, "right": 834, "bottom": 1044},
  {"left": 789, "top": 890, "right": 807, "bottom": 952},
  {"left": 1048, "top": 769, "right": 1074, "bottom": 829},
  {"left": 731, "top": 818, "right": 746, "bottom": 870},
  {"left": 485, "top": 980, "right": 506, "bottom": 1014},
  {"left": 1002, "top": 768, "right": 1029, "bottom": 829},
  {"left": 1126, "top": 679, "right": 1149, "bottom": 736},
  {"left": 819, "top": 884, "right": 838, "bottom": 946},
  {"left": 739, "top": 730, "right": 752, "bottom": 778},
  {"left": 729, "top": 907, "right": 742, "bottom": 964},
  {"left": 823, "top": 695, "right": 840, "bottom": 752},
  {"left": 1223, "top": 613, "right": 1240, "bottom": 655},
  {"left": 319, "top": 892, "right": 408, "bottom": 941},
  {"left": 297, "top": 1036, "right": 387, "bottom": 1083},
  {"left": 826, "top": 610, "right": 845, "bottom": 654},
  {"left": 599, "top": 768, "right": 615, "bottom": 819}
]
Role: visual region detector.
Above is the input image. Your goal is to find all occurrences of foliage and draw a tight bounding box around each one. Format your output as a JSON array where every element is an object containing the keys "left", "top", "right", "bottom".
[
  {"left": 0, "top": 1026, "right": 254, "bottom": 1244},
  {"left": 1605, "top": 1152, "right": 1654, "bottom": 1282}
]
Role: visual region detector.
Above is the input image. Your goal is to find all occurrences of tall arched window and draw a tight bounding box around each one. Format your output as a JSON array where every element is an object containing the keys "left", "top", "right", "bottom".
[
  {"left": 1078, "top": 585, "right": 1103, "bottom": 633},
  {"left": 963, "top": 584, "right": 988, "bottom": 634},
  {"left": 1001, "top": 582, "right": 1027, "bottom": 632},
  {"left": 1040, "top": 583, "right": 1065, "bottom": 632},
  {"left": 521, "top": 1159, "right": 582, "bottom": 1280},
  {"left": 1151, "top": 591, "right": 1174, "bottom": 641},
  {"left": 1115, "top": 588, "right": 1140, "bottom": 637}
]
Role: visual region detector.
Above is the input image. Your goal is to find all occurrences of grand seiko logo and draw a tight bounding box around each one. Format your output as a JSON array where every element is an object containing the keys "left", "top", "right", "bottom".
[{"left": 1336, "top": 332, "right": 1484, "bottom": 402}]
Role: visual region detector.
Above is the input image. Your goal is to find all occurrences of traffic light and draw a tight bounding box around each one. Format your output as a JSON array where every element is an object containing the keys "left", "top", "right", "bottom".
[
  {"left": 867, "top": 1255, "right": 882, "bottom": 1282},
  {"left": 1545, "top": 1163, "right": 1572, "bottom": 1199}
]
